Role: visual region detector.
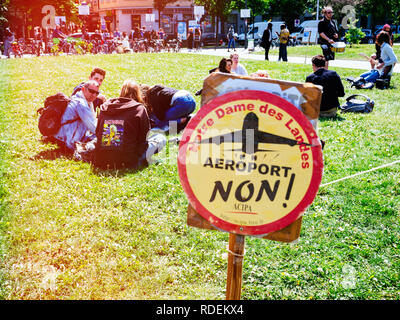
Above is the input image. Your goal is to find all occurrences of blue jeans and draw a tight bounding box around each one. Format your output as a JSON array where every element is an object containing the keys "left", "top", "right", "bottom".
[
  {"left": 228, "top": 38, "right": 235, "bottom": 50},
  {"left": 151, "top": 91, "right": 196, "bottom": 129},
  {"left": 360, "top": 70, "right": 380, "bottom": 83},
  {"left": 4, "top": 40, "right": 12, "bottom": 58},
  {"left": 278, "top": 43, "right": 287, "bottom": 61}
]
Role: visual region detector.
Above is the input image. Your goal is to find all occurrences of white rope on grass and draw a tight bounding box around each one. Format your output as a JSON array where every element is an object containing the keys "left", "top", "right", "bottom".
[{"left": 320, "top": 160, "right": 400, "bottom": 187}]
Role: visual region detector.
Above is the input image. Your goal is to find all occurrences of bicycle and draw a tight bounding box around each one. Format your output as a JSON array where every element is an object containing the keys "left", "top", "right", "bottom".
[{"left": 11, "top": 41, "right": 23, "bottom": 58}]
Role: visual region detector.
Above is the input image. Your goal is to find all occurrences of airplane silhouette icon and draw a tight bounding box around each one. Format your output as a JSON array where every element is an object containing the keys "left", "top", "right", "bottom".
[{"left": 198, "top": 112, "right": 313, "bottom": 154}]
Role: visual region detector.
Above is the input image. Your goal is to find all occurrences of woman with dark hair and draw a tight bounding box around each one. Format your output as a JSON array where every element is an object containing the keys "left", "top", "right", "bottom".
[
  {"left": 227, "top": 25, "right": 236, "bottom": 52},
  {"left": 217, "top": 58, "right": 232, "bottom": 73},
  {"left": 360, "top": 31, "right": 397, "bottom": 83},
  {"left": 194, "top": 27, "right": 202, "bottom": 51},
  {"left": 371, "top": 24, "right": 394, "bottom": 68},
  {"left": 261, "top": 23, "right": 273, "bottom": 60}
]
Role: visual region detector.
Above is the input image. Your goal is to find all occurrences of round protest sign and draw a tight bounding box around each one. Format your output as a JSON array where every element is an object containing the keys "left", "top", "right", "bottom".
[{"left": 178, "top": 90, "right": 323, "bottom": 236}]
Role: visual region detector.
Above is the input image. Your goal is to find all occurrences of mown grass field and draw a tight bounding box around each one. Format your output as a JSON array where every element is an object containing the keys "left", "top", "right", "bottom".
[
  {"left": 253, "top": 43, "right": 400, "bottom": 61},
  {"left": 0, "top": 52, "right": 399, "bottom": 300}
]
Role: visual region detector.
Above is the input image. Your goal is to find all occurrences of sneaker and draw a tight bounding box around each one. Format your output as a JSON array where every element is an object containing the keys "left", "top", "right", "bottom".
[{"left": 168, "top": 137, "right": 180, "bottom": 144}]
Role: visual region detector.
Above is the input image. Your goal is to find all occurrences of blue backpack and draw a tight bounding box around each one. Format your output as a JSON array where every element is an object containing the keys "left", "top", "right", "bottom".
[{"left": 339, "top": 94, "right": 374, "bottom": 113}]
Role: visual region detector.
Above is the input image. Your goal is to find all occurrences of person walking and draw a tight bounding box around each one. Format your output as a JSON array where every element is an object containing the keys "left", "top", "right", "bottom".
[
  {"left": 227, "top": 25, "right": 236, "bottom": 52},
  {"left": 194, "top": 27, "right": 202, "bottom": 51},
  {"left": 277, "top": 24, "right": 289, "bottom": 62},
  {"left": 187, "top": 28, "right": 193, "bottom": 51},
  {"left": 3, "top": 27, "right": 14, "bottom": 58},
  {"left": 261, "top": 23, "right": 273, "bottom": 60}
]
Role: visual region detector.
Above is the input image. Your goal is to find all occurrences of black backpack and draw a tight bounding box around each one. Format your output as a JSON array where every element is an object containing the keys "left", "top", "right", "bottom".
[
  {"left": 37, "top": 93, "right": 77, "bottom": 136},
  {"left": 339, "top": 94, "right": 374, "bottom": 113}
]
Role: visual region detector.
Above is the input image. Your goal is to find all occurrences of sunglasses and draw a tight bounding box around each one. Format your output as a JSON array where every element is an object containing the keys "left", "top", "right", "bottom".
[
  {"left": 87, "top": 88, "right": 99, "bottom": 95},
  {"left": 326, "top": 11, "right": 333, "bottom": 14}
]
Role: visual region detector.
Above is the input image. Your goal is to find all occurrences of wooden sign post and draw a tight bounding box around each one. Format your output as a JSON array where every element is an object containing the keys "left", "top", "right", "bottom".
[
  {"left": 226, "top": 233, "right": 245, "bottom": 300},
  {"left": 178, "top": 73, "right": 323, "bottom": 299}
]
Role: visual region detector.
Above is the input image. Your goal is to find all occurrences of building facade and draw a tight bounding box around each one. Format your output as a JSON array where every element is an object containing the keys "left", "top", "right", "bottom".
[{"left": 94, "top": 0, "right": 195, "bottom": 35}]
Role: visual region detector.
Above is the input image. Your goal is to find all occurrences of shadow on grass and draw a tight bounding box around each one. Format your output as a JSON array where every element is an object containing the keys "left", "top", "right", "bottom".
[
  {"left": 32, "top": 137, "right": 73, "bottom": 161},
  {"left": 33, "top": 137, "right": 148, "bottom": 177},
  {"left": 32, "top": 146, "right": 74, "bottom": 161},
  {"left": 319, "top": 114, "right": 346, "bottom": 122}
]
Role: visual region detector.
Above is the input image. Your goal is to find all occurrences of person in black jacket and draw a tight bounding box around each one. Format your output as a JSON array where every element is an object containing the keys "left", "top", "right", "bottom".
[
  {"left": 140, "top": 84, "right": 196, "bottom": 134},
  {"left": 261, "top": 23, "right": 273, "bottom": 61},
  {"left": 93, "top": 79, "right": 166, "bottom": 169},
  {"left": 306, "top": 55, "right": 345, "bottom": 118},
  {"left": 318, "top": 6, "right": 339, "bottom": 68}
]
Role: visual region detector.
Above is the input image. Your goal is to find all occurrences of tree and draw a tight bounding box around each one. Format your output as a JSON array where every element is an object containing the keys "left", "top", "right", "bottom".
[
  {"left": 153, "top": 0, "right": 176, "bottom": 29},
  {"left": 345, "top": 26, "right": 365, "bottom": 46},
  {"left": 357, "top": 0, "right": 400, "bottom": 25},
  {"left": 7, "top": 0, "right": 78, "bottom": 27},
  {"left": 231, "top": 0, "right": 269, "bottom": 18},
  {"left": 267, "top": 0, "right": 310, "bottom": 31},
  {"left": 4, "top": 0, "right": 79, "bottom": 38},
  {"left": 0, "top": 0, "right": 10, "bottom": 26},
  {"left": 195, "top": 0, "right": 234, "bottom": 45}
]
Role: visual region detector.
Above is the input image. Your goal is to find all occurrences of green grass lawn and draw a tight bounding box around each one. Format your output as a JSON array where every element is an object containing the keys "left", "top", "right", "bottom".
[
  {"left": 253, "top": 43, "right": 400, "bottom": 61},
  {"left": 0, "top": 53, "right": 399, "bottom": 300}
]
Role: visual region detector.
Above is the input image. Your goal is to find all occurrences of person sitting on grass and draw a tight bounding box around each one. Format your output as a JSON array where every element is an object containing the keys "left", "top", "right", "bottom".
[
  {"left": 230, "top": 53, "right": 248, "bottom": 75},
  {"left": 359, "top": 31, "right": 397, "bottom": 85},
  {"left": 209, "top": 58, "right": 233, "bottom": 74},
  {"left": 250, "top": 70, "right": 270, "bottom": 78},
  {"left": 139, "top": 83, "right": 196, "bottom": 134},
  {"left": 370, "top": 24, "right": 393, "bottom": 69},
  {"left": 72, "top": 67, "right": 107, "bottom": 111},
  {"left": 306, "top": 55, "right": 345, "bottom": 118},
  {"left": 196, "top": 58, "right": 233, "bottom": 96},
  {"left": 92, "top": 79, "right": 166, "bottom": 169},
  {"left": 54, "top": 80, "right": 99, "bottom": 150}
]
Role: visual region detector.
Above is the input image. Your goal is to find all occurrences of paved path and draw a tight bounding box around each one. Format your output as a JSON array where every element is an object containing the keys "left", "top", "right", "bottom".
[
  {"left": 183, "top": 47, "right": 400, "bottom": 73},
  {"left": 2, "top": 46, "right": 398, "bottom": 73}
]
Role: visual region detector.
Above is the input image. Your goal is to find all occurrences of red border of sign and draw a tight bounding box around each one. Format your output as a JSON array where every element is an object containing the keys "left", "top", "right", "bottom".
[{"left": 178, "top": 90, "right": 323, "bottom": 236}]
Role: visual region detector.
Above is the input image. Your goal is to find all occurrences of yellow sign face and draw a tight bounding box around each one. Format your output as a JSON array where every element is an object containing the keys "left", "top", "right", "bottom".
[{"left": 178, "top": 91, "right": 323, "bottom": 235}]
